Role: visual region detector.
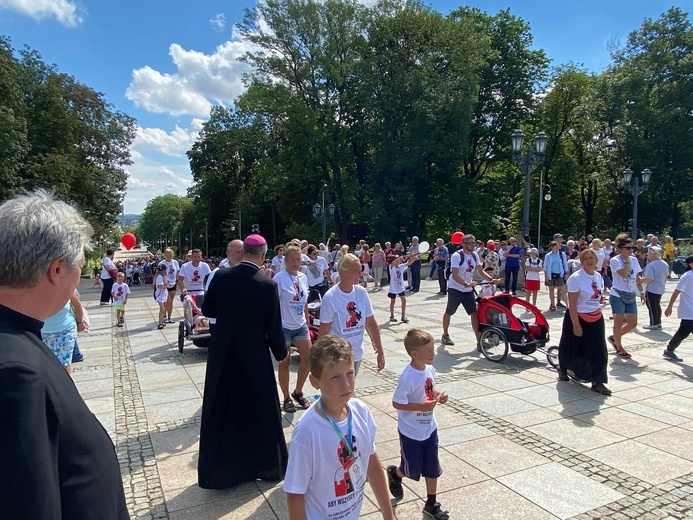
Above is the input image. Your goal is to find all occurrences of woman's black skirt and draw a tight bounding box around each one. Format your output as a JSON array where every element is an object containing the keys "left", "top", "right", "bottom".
[{"left": 558, "top": 311, "right": 608, "bottom": 384}]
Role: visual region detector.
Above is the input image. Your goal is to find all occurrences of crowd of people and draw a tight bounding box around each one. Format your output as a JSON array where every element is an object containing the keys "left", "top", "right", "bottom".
[{"left": 2, "top": 188, "right": 691, "bottom": 520}]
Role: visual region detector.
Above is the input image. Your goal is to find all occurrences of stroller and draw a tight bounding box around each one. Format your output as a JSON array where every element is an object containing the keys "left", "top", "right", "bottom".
[
  {"left": 476, "top": 293, "right": 558, "bottom": 366},
  {"left": 177, "top": 293, "right": 212, "bottom": 353}
]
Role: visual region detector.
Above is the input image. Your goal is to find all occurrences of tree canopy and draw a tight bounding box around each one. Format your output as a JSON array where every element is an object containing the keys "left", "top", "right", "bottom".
[{"left": 0, "top": 37, "right": 136, "bottom": 237}]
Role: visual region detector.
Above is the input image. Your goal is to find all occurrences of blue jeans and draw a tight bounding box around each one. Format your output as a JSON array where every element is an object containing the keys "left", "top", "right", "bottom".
[{"left": 504, "top": 265, "right": 520, "bottom": 293}]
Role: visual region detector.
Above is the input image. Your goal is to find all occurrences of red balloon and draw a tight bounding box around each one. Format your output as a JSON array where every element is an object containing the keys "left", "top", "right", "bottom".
[
  {"left": 451, "top": 231, "right": 464, "bottom": 245},
  {"left": 121, "top": 233, "right": 136, "bottom": 251}
]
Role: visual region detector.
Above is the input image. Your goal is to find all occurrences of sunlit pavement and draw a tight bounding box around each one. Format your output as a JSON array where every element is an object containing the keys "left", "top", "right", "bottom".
[{"left": 74, "top": 273, "right": 693, "bottom": 519}]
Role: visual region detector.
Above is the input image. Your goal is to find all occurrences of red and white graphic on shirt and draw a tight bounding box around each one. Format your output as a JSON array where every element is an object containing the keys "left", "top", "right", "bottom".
[
  {"left": 345, "top": 301, "right": 362, "bottom": 329},
  {"left": 591, "top": 280, "right": 601, "bottom": 300},
  {"left": 116, "top": 287, "right": 124, "bottom": 298},
  {"left": 424, "top": 377, "right": 434, "bottom": 401},
  {"left": 293, "top": 280, "right": 300, "bottom": 301},
  {"left": 466, "top": 257, "right": 474, "bottom": 272},
  {"left": 334, "top": 435, "right": 358, "bottom": 497},
  {"left": 191, "top": 269, "right": 200, "bottom": 282}
]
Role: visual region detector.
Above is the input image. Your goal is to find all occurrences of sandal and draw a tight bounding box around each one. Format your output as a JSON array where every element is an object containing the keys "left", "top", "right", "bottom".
[
  {"left": 291, "top": 391, "right": 311, "bottom": 409},
  {"left": 283, "top": 397, "right": 297, "bottom": 413},
  {"left": 157, "top": 323, "right": 165, "bottom": 330}
]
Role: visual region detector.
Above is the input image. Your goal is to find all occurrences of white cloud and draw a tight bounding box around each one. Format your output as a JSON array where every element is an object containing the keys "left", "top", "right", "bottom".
[
  {"left": 210, "top": 13, "right": 226, "bottom": 32},
  {"left": 124, "top": 158, "right": 193, "bottom": 213},
  {"left": 0, "top": 0, "right": 82, "bottom": 26},
  {"left": 125, "top": 29, "right": 255, "bottom": 117},
  {"left": 132, "top": 119, "right": 205, "bottom": 157}
]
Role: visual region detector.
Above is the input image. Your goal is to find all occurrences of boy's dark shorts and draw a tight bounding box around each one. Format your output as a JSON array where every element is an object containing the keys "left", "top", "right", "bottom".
[
  {"left": 398, "top": 429, "right": 442, "bottom": 481},
  {"left": 388, "top": 291, "right": 405, "bottom": 299},
  {"left": 445, "top": 288, "right": 476, "bottom": 316}
]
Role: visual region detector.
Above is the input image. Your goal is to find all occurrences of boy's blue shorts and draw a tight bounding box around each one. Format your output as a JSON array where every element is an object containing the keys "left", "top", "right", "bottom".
[{"left": 398, "top": 429, "right": 442, "bottom": 481}]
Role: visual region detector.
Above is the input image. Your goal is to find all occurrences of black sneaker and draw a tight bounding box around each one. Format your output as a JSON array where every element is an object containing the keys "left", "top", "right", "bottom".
[
  {"left": 401, "top": 316, "right": 409, "bottom": 323},
  {"left": 423, "top": 501, "right": 449, "bottom": 520},
  {"left": 386, "top": 465, "right": 403, "bottom": 499}
]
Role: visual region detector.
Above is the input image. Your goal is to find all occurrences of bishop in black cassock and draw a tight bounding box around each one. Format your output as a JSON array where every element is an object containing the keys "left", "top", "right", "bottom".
[{"left": 198, "top": 235, "right": 288, "bottom": 489}]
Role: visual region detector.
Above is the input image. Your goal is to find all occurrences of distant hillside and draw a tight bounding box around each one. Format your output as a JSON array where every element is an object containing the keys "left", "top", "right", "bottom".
[{"left": 118, "top": 214, "right": 141, "bottom": 226}]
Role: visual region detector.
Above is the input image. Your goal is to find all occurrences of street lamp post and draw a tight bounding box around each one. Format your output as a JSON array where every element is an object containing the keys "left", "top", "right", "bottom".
[
  {"left": 623, "top": 168, "right": 652, "bottom": 239},
  {"left": 511, "top": 130, "right": 548, "bottom": 238},
  {"left": 313, "top": 185, "right": 336, "bottom": 244}
]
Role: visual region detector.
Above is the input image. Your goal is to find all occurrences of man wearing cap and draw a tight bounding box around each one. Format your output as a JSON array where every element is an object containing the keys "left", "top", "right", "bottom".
[
  {"left": 554, "top": 233, "right": 569, "bottom": 255},
  {"left": 198, "top": 234, "right": 287, "bottom": 489}
]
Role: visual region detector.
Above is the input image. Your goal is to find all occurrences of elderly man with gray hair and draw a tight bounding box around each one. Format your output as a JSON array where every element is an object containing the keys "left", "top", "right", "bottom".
[{"left": 0, "top": 190, "right": 128, "bottom": 519}]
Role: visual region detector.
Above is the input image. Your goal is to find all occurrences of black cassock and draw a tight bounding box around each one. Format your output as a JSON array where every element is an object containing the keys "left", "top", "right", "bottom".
[{"left": 199, "top": 261, "right": 288, "bottom": 489}]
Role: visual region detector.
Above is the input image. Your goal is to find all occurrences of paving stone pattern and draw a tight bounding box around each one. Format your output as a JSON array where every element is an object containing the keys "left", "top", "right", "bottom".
[{"left": 72, "top": 276, "right": 693, "bottom": 519}]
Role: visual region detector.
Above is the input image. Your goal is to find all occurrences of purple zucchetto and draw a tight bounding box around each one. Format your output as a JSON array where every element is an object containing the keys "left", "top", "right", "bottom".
[{"left": 244, "top": 234, "right": 266, "bottom": 246}]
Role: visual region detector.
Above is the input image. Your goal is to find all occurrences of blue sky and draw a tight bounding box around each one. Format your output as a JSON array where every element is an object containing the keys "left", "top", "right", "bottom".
[{"left": 0, "top": 0, "right": 688, "bottom": 213}]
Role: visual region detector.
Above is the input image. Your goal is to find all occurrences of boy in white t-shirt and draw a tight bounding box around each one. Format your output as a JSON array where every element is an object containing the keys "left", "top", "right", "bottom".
[
  {"left": 283, "top": 336, "right": 396, "bottom": 520},
  {"left": 524, "top": 248, "right": 543, "bottom": 306},
  {"left": 111, "top": 272, "right": 131, "bottom": 327},
  {"left": 388, "top": 254, "right": 415, "bottom": 323},
  {"left": 387, "top": 329, "right": 449, "bottom": 520}
]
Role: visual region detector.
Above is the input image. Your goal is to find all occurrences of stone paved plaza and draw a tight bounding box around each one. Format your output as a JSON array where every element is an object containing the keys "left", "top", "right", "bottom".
[{"left": 73, "top": 274, "right": 693, "bottom": 519}]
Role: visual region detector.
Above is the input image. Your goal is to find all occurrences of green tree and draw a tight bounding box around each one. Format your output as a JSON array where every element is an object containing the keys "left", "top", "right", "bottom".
[{"left": 138, "top": 194, "right": 194, "bottom": 248}]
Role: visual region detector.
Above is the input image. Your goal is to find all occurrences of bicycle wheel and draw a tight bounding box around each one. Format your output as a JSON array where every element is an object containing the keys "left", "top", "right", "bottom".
[
  {"left": 546, "top": 346, "right": 559, "bottom": 368},
  {"left": 479, "top": 327, "right": 509, "bottom": 362}
]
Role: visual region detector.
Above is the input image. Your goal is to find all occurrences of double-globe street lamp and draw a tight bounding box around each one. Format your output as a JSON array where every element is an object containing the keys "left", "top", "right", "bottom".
[
  {"left": 511, "top": 130, "right": 548, "bottom": 239},
  {"left": 313, "top": 185, "right": 335, "bottom": 245},
  {"left": 623, "top": 168, "right": 652, "bottom": 239}
]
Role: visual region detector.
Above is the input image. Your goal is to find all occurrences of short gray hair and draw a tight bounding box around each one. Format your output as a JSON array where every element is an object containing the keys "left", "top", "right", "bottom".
[{"left": 0, "top": 190, "right": 93, "bottom": 288}]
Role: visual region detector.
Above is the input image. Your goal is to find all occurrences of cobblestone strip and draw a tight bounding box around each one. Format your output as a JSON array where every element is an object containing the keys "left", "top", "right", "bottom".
[
  {"left": 358, "top": 360, "right": 692, "bottom": 517},
  {"left": 113, "top": 324, "right": 169, "bottom": 519}
]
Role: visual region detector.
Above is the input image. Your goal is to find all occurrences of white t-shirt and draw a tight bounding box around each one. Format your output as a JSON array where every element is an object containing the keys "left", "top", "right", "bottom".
[
  {"left": 100, "top": 256, "right": 116, "bottom": 279},
  {"left": 283, "top": 398, "right": 376, "bottom": 520},
  {"left": 566, "top": 270, "right": 603, "bottom": 313},
  {"left": 388, "top": 264, "right": 407, "bottom": 294},
  {"left": 609, "top": 255, "right": 642, "bottom": 297},
  {"left": 111, "top": 282, "right": 130, "bottom": 304},
  {"left": 524, "top": 257, "right": 542, "bottom": 281},
  {"left": 594, "top": 248, "right": 606, "bottom": 271},
  {"left": 303, "top": 256, "right": 329, "bottom": 286},
  {"left": 447, "top": 251, "right": 479, "bottom": 293},
  {"left": 125, "top": 265, "right": 133, "bottom": 277},
  {"left": 392, "top": 364, "right": 438, "bottom": 441},
  {"left": 154, "top": 274, "right": 168, "bottom": 303},
  {"left": 271, "top": 255, "right": 285, "bottom": 272},
  {"left": 179, "top": 261, "right": 211, "bottom": 295},
  {"left": 158, "top": 259, "right": 180, "bottom": 288},
  {"left": 320, "top": 285, "right": 374, "bottom": 362},
  {"left": 275, "top": 270, "right": 309, "bottom": 330},
  {"left": 675, "top": 270, "right": 693, "bottom": 320}
]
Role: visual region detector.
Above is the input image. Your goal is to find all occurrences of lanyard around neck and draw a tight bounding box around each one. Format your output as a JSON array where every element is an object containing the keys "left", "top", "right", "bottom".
[{"left": 317, "top": 398, "right": 353, "bottom": 457}]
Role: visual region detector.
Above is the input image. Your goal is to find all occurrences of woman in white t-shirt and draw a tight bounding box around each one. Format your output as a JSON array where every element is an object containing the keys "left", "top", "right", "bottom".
[
  {"left": 608, "top": 233, "right": 643, "bottom": 359},
  {"left": 99, "top": 249, "right": 117, "bottom": 304},
  {"left": 524, "top": 248, "right": 542, "bottom": 306},
  {"left": 557, "top": 249, "right": 611, "bottom": 395},
  {"left": 275, "top": 246, "right": 312, "bottom": 412},
  {"left": 663, "top": 255, "right": 693, "bottom": 362},
  {"left": 271, "top": 244, "right": 285, "bottom": 273},
  {"left": 303, "top": 244, "right": 331, "bottom": 303},
  {"left": 318, "top": 253, "right": 385, "bottom": 375}
]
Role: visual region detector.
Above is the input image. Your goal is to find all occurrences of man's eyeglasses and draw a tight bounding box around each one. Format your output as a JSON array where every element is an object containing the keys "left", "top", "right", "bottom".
[{"left": 463, "top": 241, "right": 475, "bottom": 245}]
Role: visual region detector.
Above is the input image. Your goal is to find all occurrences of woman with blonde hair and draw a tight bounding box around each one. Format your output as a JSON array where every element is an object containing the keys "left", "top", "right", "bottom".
[{"left": 318, "top": 253, "right": 385, "bottom": 375}]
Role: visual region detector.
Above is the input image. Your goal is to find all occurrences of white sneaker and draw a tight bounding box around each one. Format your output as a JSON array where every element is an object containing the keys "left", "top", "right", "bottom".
[{"left": 643, "top": 324, "right": 658, "bottom": 330}]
